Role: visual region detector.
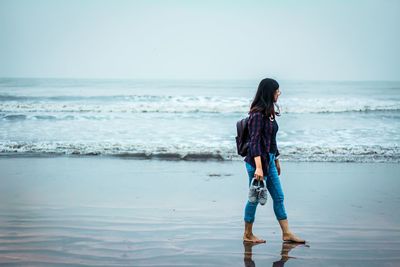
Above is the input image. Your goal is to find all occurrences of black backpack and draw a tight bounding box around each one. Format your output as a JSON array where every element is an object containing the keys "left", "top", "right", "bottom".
[{"left": 235, "top": 116, "right": 250, "bottom": 157}]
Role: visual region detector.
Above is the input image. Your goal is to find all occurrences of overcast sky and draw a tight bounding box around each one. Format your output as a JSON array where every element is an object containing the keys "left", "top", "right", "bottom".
[{"left": 0, "top": 0, "right": 399, "bottom": 81}]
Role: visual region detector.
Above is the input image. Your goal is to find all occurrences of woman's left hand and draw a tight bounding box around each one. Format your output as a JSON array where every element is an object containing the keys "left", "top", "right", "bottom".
[{"left": 275, "top": 159, "right": 281, "bottom": 175}]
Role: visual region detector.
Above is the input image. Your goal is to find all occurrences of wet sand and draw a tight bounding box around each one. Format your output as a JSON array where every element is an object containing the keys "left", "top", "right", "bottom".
[{"left": 0, "top": 157, "right": 399, "bottom": 266}]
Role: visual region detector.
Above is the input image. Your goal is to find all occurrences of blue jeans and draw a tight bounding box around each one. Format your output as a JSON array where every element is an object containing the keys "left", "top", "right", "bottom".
[{"left": 244, "top": 153, "right": 287, "bottom": 223}]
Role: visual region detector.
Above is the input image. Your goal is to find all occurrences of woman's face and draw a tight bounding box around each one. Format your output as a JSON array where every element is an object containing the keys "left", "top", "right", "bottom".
[{"left": 273, "top": 88, "right": 281, "bottom": 103}]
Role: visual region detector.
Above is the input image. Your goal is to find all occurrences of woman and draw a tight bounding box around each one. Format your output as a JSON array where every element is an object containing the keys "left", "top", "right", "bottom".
[{"left": 243, "top": 78, "right": 305, "bottom": 244}]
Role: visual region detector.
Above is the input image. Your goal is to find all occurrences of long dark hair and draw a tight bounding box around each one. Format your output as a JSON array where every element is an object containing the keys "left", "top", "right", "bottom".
[{"left": 248, "top": 78, "right": 280, "bottom": 118}]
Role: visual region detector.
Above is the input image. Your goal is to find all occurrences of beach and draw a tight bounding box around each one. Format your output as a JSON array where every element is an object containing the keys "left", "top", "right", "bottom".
[
  {"left": 0, "top": 156, "right": 399, "bottom": 266},
  {"left": 1, "top": 0, "right": 400, "bottom": 265}
]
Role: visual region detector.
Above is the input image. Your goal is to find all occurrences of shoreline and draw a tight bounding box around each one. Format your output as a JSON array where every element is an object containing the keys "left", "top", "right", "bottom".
[{"left": 0, "top": 152, "right": 399, "bottom": 163}]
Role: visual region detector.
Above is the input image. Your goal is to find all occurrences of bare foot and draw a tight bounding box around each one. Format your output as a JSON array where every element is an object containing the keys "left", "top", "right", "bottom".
[
  {"left": 243, "top": 233, "right": 266, "bottom": 243},
  {"left": 282, "top": 232, "right": 305, "bottom": 243}
]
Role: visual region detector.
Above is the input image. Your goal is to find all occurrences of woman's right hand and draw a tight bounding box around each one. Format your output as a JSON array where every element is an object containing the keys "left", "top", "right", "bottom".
[{"left": 254, "top": 167, "right": 264, "bottom": 181}]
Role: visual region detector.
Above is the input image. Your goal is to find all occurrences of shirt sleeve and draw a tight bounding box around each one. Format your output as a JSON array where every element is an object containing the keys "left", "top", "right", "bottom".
[
  {"left": 269, "top": 138, "right": 279, "bottom": 159},
  {"left": 248, "top": 113, "right": 263, "bottom": 157},
  {"left": 275, "top": 148, "right": 280, "bottom": 159}
]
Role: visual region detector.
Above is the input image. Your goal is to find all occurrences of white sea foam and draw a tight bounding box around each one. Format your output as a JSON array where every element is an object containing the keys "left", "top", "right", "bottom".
[
  {"left": 0, "top": 141, "right": 398, "bottom": 163},
  {"left": 1, "top": 95, "right": 399, "bottom": 116}
]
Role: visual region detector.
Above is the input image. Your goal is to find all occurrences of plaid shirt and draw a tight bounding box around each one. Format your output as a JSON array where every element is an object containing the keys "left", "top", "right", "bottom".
[{"left": 244, "top": 111, "right": 280, "bottom": 174}]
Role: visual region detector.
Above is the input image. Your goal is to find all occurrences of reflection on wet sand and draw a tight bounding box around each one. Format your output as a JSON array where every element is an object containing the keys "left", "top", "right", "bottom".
[
  {"left": 243, "top": 242, "right": 258, "bottom": 267},
  {"left": 243, "top": 241, "right": 310, "bottom": 267}
]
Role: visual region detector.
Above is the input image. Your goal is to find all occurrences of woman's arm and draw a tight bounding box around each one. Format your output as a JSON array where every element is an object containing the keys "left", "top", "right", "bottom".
[
  {"left": 254, "top": 156, "right": 263, "bottom": 180},
  {"left": 275, "top": 158, "right": 281, "bottom": 175}
]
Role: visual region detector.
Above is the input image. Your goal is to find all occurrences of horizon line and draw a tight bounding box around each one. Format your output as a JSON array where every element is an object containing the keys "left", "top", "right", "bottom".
[{"left": 1, "top": 76, "right": 400, "bottom": 83}]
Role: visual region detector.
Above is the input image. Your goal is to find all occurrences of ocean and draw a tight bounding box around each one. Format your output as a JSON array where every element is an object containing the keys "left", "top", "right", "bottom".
[{"left": 0, "top": 78, "right": 399, "bottom": 162}]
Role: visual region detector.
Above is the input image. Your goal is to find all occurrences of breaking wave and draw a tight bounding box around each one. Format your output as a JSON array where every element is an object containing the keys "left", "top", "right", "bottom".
[
  {"left": 1, "top": 94, "right": 400, "bottom": 117},
  {"left": 0, "top": 141, "right": 398, "bottom": 163}
]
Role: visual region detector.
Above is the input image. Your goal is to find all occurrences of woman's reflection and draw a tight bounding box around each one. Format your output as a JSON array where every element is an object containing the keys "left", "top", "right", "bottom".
[{"left": 243, "top": 241, "right": 309, "bottom": 267}]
